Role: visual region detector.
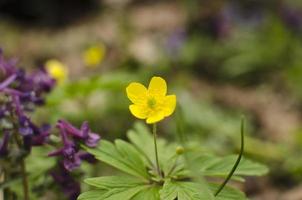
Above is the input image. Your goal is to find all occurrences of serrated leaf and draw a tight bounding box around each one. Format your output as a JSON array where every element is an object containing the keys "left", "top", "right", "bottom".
[
  {"left": 101, "top": 185, "right": 147, "bottom": 200},
  {"left": 209, "top": 183, "right": 248, "bottom": 200},
  {"left": 127, "top": 122, "right": 182, "bottom": 176},
  {"left": 132, "top": 185, "right": 161, "bottom": 200},
  {"left": 84, "top": 140, "right": 149, "bottom": 179},
  {"left": 159, "top": 180, "right": 215, "bottom": 200},
  {"left": 81, "top": 176, "right": 150, "bottom": 200},
  {"left": 84, "top": 176, "right": 146, "bottom": 189}
]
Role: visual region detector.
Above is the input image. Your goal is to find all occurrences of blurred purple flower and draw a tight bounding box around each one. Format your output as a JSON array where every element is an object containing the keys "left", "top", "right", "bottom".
[
  {"left": 0, "top": 131, "right": 10, "bottom": 157},
  {"left": 166, "top": 29, "right": 186, "bottom": 58},
  {"left": 18, "top": 115, "right": 51, "bottom": 150},
  {"left": 280, "top": 5, "right": 302, "bottom": 31},
  {"left": 212, "top": 3, "right": 264, "bottom": 37},
  {"left": 49, "top": 120, "right": 100, "bottom": 171},
  {"left": 0, "top": 49, "right": 54, "bottom": 151},
  {"left": 16, "top": 68, "right": 55, "bottom": 105},
  {"left": 0, "top": 74, "right": 16, "bottom": 90},
  {"left": 78, "top": 152, "right": 97, "bottom": 164},
  {"left": 49, "top": 127, "right": 82, "bottom": 171},
  {"left": 31, "top": 68, "right": 55, "bottom": 93},
  {"left": 31, "top": 124, "right": 51, "bottom": 146},
  {"left": 50, "top": 163, "right": 81, "bottom": 200},
  {"left": 57, "top": 120, "right": 100, "bottom": 147},
  {"left": 18, "top": 115, "right": 34, "bottom": 136},
  {"left": 213, "top": 8, "right": 232, "bottom": 39},
  {"left": 0, "top": 51, "right": 18, "bottom": 77}
]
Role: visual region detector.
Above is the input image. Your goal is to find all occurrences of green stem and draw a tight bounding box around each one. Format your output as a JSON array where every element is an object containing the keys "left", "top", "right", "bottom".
[
  {"left": 152, "top": 123, "right": 162, "bottom": 178},
  {"left": 0, "top": 168, "right": 4, "bottom": 200},
  {"left": 215, "top": 117, "right": 245, "bottom": 197},
  {"left": 13, "top": 131, "right": 29, "bottom": 200},
  {"left": 20, "top": 159, "right": 29, "bottom": 200}
]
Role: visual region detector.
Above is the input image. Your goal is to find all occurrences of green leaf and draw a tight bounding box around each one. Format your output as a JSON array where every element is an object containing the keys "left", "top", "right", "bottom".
[
  {"left": 84, "top": 140, "right": 149, "bottom": 179},
  {"left": 26, "top": 146, "right": 56, "bottom": 180},
  {"left": 8, "top": 146, "right": 56, "bottom": 200},
  {"left": 77, "top": 187, "right": 148, "bottom": 200},
  {"left": 198, "top": 155, "right": 268, "bottom": 178},
  {"left": 100, "top": 186, "right": 147, "bottom": 200},
  {"left": 127, "top": 122, "right": 181, "bottom": 176},
  {"left": 159, "top": 180, "right": 215, "bottom": 200},
  {"left": 132, "top": 185, "right": 161, "bottom": 200},
  {"left": 78, "top": 176, "right": 160, "bottom": 200},
  {"left": 80, "top": 176, "right": 149, "bottom": 200},
  {"left": 77, "top": 190, "right": 107, "bottom": 200},
  {"left": 209, "top": 183, "right": 247, "bottom": 200},
  {"left": 84, "top": 176, "right": 146, "bottom": 189}
]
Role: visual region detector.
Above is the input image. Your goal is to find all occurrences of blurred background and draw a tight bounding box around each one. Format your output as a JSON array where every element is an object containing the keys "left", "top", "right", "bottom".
[{"left": 1, "top": 0, "right": 302, "bottom": 199}]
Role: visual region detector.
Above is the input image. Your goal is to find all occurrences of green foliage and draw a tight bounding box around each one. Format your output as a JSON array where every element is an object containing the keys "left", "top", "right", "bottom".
[
  {"left": 178, "top": 92, "right": 283, "bottom": 160},
  {"left": 209, "top": 184, "right": 247, "bottom": 200},
  {"left": 84, "top": 140, "right": 149, "bottom": 179},
  {"left": 78, "top": 122, "right": 268, "bottom": 200},
  {"left": 78, "top": 176, "right": 160, "bottom": 200},
  {"left": 7, "top": 146, "right": 56, "bottom": 200},
  {"left": 197, "top": 154, "right": 268, "bottom": 178},
  {"left": 159, "top": 180, "right": 214, "bottom": 200}
]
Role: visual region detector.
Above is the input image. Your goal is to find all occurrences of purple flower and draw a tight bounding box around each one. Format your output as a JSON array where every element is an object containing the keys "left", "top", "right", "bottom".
[
  {"left": 49, "top": 143, "right": 82, "bottom": 171},
  {"left": 16, "top": 68, "right": 55, "bottom": 105},
  {"left": 0, "top": 50, "right": 18, "bottom": 77},
  {"left": 0, "top": 74, "right": 17, "bottom": 90},
  {"left": 18, "top": 115, "right": 35, "bottom": 136},
  {"left": 49, "top": 127, "right": 82, "bottom": 171},
  {"left": 57, "top": 120, "right": 100, "bottom": 147},
  {"left": 61, "top": 144, "right": 82, "bottom": 171},
  {"left": 280, "top": 5, "right": 302, "bottom": 32},
  {"left": 213, "top": 8, "right": 232, "bottom": 39},
  {"left": 17, "top": 115, "right": 51, "bottom": 150},
  {"left": 0, "top": 131, "right": 10, "bottom": 157},
  {"left": 50, "top": 163, "right": 81, "bottom": 200},
  {"left": 166, "top": 29, "right": 186, "bottom": 57},
  {"left": 49, "top": 120, "right": 100, "bottom": 171},
  {"left": 78, "top": 152, "right": 97, "bottom": 164},
  {"left": 30, "top": 68, "right": 55, "bottom": 93},
  {"left": 31, "top": 124, "right": 51, "bottom": 146},
  {"left": 0, "top": 49, "right": 54, "bottom": 151}
]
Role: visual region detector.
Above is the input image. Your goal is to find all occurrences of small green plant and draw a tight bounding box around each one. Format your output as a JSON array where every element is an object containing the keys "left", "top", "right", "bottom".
[{"left": 78, "top": 77, "right": 268, "bottom": 200}]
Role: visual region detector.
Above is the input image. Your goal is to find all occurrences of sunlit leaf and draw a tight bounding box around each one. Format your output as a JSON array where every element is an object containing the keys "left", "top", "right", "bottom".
[
  {"left": 84, "top": 140, "right": 149, "bottom": 179},
  {"left": 159, "top": 180, "right": 214, "bottom": 200}
]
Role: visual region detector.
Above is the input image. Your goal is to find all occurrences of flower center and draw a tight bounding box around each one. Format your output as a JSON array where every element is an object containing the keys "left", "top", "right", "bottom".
[{"left": 147, "top": 97, "right": 157, "bottom": 109}]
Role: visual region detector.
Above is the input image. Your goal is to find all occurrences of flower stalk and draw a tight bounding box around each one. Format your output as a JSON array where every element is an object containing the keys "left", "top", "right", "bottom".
[
  {"left": 0, "top": 168, "right": 4, "bottom": 200},
  {"left": 152, "top": 123, "right": 162, "bottom": 178},
  {"left": 13, "top": 131, "right": 29, "bottom": 200},
  {"left": 20, "top": 159, "right": 29, "bottom": 200}
]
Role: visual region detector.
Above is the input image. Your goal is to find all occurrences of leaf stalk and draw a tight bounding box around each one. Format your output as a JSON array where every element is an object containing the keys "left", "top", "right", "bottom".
[{"left": 215, "top": 117, "right": 245, "bottom": 196}]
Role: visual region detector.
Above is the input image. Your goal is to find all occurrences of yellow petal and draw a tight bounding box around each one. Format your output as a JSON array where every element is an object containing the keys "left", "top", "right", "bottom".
[
  {"left": 146, "top": 111, "right": 165, "bottom": 124},
  {"left": 148, "top": 76, "right": 167, "bottom": 96},
  {"left": 45, "top": 59, "right": 68, "bottom": 84},
  {"left": 83, "top": 45, "right": 105, "bottom": 67},
  {"left": 162, "top": 95, "right": 176, "bottom": 117},
  {"left": 126, "top": 83, "right": 147, "bottom": 105},
  {"left": 129, "top": 105, "right": 149, "bottom": 119}
]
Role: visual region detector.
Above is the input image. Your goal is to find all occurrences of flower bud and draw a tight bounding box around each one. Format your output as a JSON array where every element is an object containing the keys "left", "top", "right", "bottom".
[{"left": 176, "top": 146, "right": 184, "bottom": 155}]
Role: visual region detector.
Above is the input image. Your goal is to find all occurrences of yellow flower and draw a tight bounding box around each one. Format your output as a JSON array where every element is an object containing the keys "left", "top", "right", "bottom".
[
  {"left": 126, "top": 76, "right": 176, "bottom": 124},
  {"left": 45, "top": 59, "right": 68, "bottom": 84},
  {"left": 83, "top": 44, "right": 106, "bottom": 68}
]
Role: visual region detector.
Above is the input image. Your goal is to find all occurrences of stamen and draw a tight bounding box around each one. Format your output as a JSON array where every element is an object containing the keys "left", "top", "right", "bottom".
[{"left": 147, "top": 97, "right": 156, "bottom": 109}]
